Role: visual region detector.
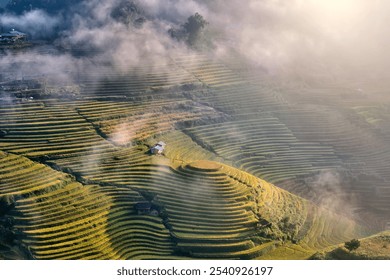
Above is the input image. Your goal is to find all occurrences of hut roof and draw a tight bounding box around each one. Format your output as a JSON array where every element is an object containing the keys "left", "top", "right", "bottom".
[{"left": 156, "top": 141, "right": 166, "bottom": 147}]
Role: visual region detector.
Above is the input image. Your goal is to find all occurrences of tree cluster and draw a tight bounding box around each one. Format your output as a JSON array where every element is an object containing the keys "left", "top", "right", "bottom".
[
  {"left": 169, "top": 12, "right": 208, "bottom": 48},
  {"left": 111, "top": 0, "right": 146, "bottom": 28},
  {"left": 344, "top": 239, "right": 361, "bottom": 252}
]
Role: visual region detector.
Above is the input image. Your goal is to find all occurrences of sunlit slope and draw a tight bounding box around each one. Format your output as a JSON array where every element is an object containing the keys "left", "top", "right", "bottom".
[
  {"left": 1, "top": 53, "right": 388, "bottom": 259},
  {"left": 311, "top": 231, "right": 390, "bottom": 260},
  {"left": 0, "top": 101, "right": 116, "bottom": 159},
  {"left": 2, "top": 54, "right": 388, "bottom": 229},
  {"left": 0, "top": 151, "right": 176, "bottom": 260},
  {"left": 51, "top": 147, "right": 368, "bottom": 259},
  {"left": 0, "top": 151, "right": 73, "bottom": 196},
  {"left": 0, "top": 145, "right": 369, "bottom": 259},
  {"left": 0, "top": 96, "right": 223, "bottom": 154}
]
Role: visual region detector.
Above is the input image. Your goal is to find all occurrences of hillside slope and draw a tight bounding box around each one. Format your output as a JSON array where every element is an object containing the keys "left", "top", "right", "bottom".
[
  {"left": 0, "top": 149, "right": 369, "bottom": 259},
  {"left": 311, "top": 231, "right": 390, "bottom": 260},
  {"left": 1, "top": 52, "right": 388, "bottom": 259}
]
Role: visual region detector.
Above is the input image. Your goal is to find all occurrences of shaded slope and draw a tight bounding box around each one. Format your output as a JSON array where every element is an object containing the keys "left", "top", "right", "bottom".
[{"left": 171, "top": 54, "right": 390, "bottom": 230}]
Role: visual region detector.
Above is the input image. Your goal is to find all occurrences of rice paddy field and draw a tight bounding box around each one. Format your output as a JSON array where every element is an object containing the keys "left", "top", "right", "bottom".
[{"left": 1, "top": 52, "right": 389, "bottom": 260}]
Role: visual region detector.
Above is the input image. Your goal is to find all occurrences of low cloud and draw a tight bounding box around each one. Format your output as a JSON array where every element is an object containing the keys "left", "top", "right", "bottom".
[
  {"left": 0, "top": 9, "right": 61, "bottom": 39},
  {"left": 192, "top": 0, "right": 390, "bottom": 78},
  {"left": 2, "top": 0, "right": 390, "bottom": 79},
  {"left": 0, "top": 51, "right": 82, "bottom": 85},
  {"left": 0, "top": 0, "right": 190, "bottom": 88},
  {"left": 305, "top": 170, "right": 358, "bottom": 219},
  {"left": 139, "top": 0, "right": 208, "bottom": 23}
]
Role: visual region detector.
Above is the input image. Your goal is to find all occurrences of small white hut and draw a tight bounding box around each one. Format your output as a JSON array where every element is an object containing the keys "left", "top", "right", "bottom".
[{"left": 150, "top": 141, "right": 166, "bottom": 155}]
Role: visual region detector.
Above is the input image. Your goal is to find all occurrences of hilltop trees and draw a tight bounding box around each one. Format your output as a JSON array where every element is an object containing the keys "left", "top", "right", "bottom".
[
  {"left": 183, "top": 12, "right": 208, "bottom": 46},
  {"left": 111, "top": 0, "right": 146, "bottom": 28},
  {"left": 344, "top": 239, "right": 361, "bottom": 252},
  {"left": 169, "top": 12, "right": 209, "bottom": 49}
]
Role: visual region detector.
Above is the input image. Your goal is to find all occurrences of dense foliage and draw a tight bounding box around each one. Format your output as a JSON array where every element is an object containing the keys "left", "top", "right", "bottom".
[
  {"left": 111, "top": 0, "right": 146, "bottom": 28},
  {"left": 169, "top": 12, "right": 208, "bottom": 48},
  {"left": 344, "top": 239, "right": 361, "bottom": 252}
]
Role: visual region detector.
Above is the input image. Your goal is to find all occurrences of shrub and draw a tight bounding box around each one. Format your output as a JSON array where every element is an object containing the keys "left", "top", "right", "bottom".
[
  {"left": 169, "top": 13, "right": 208, "bottom": 48},
  {"left": 344, "top": 239, "right": 361, "bottom": 252}
]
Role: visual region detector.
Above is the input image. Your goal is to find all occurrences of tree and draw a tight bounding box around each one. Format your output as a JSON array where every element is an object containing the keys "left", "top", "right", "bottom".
[
  {"left": 183, "top": 12, "right": 208, "bottom": 46},
  {"left": 111, "top": 0, "right": 146, "bottom": 28},
  {"left": 169, "top": 12, "right": 208, "bottom": 48},
  {"left": 344, "top": 239, "right": 360, "bottom": 252}
]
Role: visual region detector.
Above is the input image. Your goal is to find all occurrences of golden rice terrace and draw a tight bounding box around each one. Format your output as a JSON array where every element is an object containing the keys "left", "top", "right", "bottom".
[{"left": 1, "top": 53, "right": 389, "bottom": 259}]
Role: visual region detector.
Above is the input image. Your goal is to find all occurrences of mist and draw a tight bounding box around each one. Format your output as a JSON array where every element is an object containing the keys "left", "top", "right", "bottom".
[
  {"left": 304, "top": 170, "right": 358, "bottom": 219},
  {"left": 0, "top": 0, "right": 188, "bottom": 87},
  {"left": 1, "top": 0, "right": 388, "bottom": 81},
  {"left": 195, "top": 0, "right": 390, "bottom": 78},
  {"left": 0, "top": 9, "right": 61, "bottom": 38}
]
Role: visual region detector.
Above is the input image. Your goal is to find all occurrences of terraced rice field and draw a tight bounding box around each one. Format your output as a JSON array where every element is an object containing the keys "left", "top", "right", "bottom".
[
  {"left": 0, "top": 151, "right": 176, "bottom": 259},
  {"left": 184, "top": 117, "right": 342, "bottom": 183},
  {"left": 1, "top": 52, "right": 388, "bottom": 259},
  {"left": 353, "top": 105, "right": 390, "bottom": 140},
  {"left": 0, "top": 102, "right": 116, "bottom": 159},
  {"left": 79, "top": 62, "right": 199, "bottom": 98},
  {"left": 74, "top": 99, "right": 222, "bottom": 145},
  {"left": 170, "top": 54, "right": 390, "bottom": 229},
  {"left": 0, "top": 148, "right": 367, "bottom": 259}
]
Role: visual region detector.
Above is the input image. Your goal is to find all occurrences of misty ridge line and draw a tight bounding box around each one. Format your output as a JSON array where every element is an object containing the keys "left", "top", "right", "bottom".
[
  {"left": 1, "top": 0, "right": 389, "bottom": 85},
  {"left": 0, "top": 0, "right": 209, "bottom": 86}
]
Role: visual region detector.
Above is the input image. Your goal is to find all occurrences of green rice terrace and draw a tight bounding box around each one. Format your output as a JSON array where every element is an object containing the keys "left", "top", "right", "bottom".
[{"left": 1, "top": 53, "right": 389, "bottom": 259}]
